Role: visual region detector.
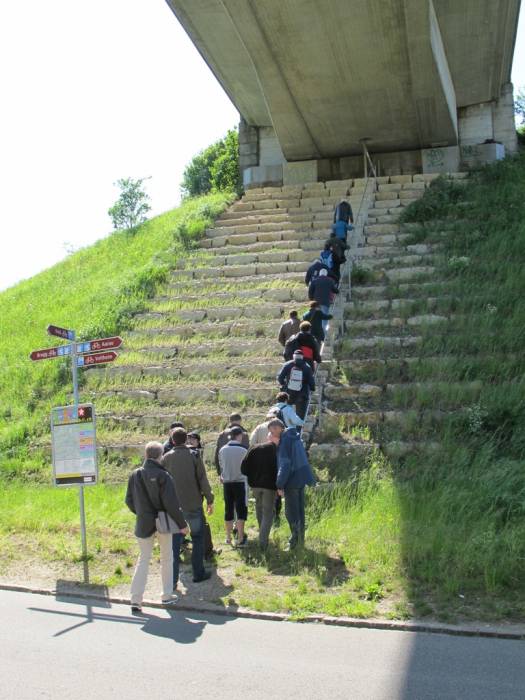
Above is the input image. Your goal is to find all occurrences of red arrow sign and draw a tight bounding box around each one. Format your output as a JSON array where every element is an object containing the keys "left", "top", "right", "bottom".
[
  {"left": 77, "top": 351, "right": 117, "bottom": 367},
  {"left": 30, "top": 345, "right": 72, "bottom": 361},
  {"left": 47, "top": 324, "right": 74, "bottom": 340},
  {"left": 77, "top": 336, "right": 122, "bottom": 353}
]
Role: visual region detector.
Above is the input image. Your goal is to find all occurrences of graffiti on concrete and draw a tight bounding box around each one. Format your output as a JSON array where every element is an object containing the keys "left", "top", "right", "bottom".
[{"left": 426, "top": 148, "right": 445, "bottom": 167}]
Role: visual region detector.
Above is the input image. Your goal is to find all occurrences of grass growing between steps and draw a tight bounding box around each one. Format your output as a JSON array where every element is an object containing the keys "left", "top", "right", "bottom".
[
  {"left": 0, "top": 193, "right": 234, "bottom": 479},
  {"left": 326, "top": 158, "right": 525, "bottom": 621}
]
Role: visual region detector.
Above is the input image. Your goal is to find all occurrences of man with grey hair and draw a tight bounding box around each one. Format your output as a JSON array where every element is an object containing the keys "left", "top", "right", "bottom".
[{"left": 125, "top": 441, "right": 188, "bottom": 613}]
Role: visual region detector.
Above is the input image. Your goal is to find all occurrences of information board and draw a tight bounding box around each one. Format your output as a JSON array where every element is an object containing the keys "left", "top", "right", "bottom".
[{"left": 51, "top": 404, "right": 97, "bottom": 487}]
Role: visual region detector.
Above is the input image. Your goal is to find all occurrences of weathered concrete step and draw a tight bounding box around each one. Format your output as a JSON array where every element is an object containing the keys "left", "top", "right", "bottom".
[
  {"left": 187, "top": 248, "right": 318, "bottom": 267},
  {"left": 92, "top": 382, "right": 319, "bottom": 407},
  {"left": 323, "top": 379, "right": 483, "bottom": 405},
  {"left": 345, "top": 295, "right": 449, "bottom": 318},
  {"left": 101, "top": 360, "right": 289, "bottom": 382},
  {"left": 169, "top": 260, "right": 311, "bottom": 280},
  {"left": 344, "top": 314, "right": 449, "bottom": 333},
  {"left": 215, "top": 210, "right": 332, "bottom": 227},
  {"left": 154, "top": 285, "right": 308, "bottom": 306},
  {"left": 122, "top": 339, "right": 274, "bottom": 359},
  {"left": 199, "top": 237, "right": 327, "bottom": 254},
  {"left": 129, "top": 318, "right": 283, "bottom": 339},
  {"left": 338, "top": 333, "right": 423, "bottom": 354},
  {"left": 351, "top": 280, "right": 446, "bottom": 301},
  {"left": 134, "top": 301, "right": 293, "bottom": 324},
  {"left": 167, "top": 271, "right": 305, "bottom": 291}
]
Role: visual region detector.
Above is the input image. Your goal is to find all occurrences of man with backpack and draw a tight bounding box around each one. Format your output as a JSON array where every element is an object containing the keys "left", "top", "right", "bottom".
[
  {"left": 283, "top": 320, "right": 322, "bottom": 369},
  {"left": 278, "top": 309, "right": 300, "bottom": 347},
  {"left": 308, "top": 268, "right": 339, "bottom": 333},
  {"left": 304, "top": 257, "right": 329, "bottom": 286},
  {"left": 302, "top": 301, "right": 333, "bottom": 343},
  {"left": 269, "top": 391, "right": 304, "bottom": 430},
  {"left": 277, "top": 350, "right": 315, "bottom": 420},
  {"left": 125, "top": 441, "right": 189, "bottom": 613},
  {"left": 163, "top": 428, "right": 214, "bottom": 586}
]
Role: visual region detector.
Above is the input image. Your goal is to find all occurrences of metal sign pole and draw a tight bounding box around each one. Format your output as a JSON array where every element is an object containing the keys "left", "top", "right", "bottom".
[{"left": 71, "top": 333, "right": 88, "bottom": 578}]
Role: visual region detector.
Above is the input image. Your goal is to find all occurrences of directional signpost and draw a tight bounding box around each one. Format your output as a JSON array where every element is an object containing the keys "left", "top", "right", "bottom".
[{"left": 29, "top": 327, "right": 122, "bottom": 580}]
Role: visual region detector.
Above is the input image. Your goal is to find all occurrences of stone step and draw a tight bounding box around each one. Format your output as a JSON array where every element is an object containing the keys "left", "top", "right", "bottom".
[
  {"left": 345, "top": 295, "right": 449, "bottom": 318},
  {"left": 169, "top": 260, "right": 311, "bottom": 280},
  {"left": 167, "top": 271, "right": 305, "bottom": 291},
  {"left": 344, "top": 314, "right": 449, "bottom": 334},
  {"left": 134, "top": 302, "right": 292, "bottom": 325},
  {"left": 101, "top": 360, "right": 290, "bottom": 382},
  {"left": 350, "top": 280, "right": 446, "bottom": 300},
  {"left": 153, "top": 286, "right": 308, "bottom": 307},
  {"left": 128, "top": 318, "right": 284, "bottom": 339}
]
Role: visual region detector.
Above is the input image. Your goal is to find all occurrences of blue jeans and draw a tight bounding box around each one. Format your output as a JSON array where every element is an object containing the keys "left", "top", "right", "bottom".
[
  {"left": 172, "top": 507, "right": 205, "bottom": 584},
  {"left": 320, "top": 304, "right": 330, "bottom": 334},
  {"left": 284, "top": 487, "right": 305, "bottom": 548}
]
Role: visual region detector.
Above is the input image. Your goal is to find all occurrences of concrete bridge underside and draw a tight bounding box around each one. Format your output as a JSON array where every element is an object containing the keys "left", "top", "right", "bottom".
[{"left": 167, "top": 0, "right": 520, "bottom": 183}]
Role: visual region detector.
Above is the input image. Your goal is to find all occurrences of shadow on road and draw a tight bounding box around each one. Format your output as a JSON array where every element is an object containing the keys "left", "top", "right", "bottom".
[{"left": 27, "top": 577, "right": 237, "bottom": 644}]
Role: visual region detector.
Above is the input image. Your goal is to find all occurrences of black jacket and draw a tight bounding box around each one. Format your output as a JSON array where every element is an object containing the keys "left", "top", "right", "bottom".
[
  {"left": 241, "top": 443, "right": 277, "bottom": 490},
  {"left": 277, "top": 358, "right": 316, "bottom": 395},
  {"left": 334, "top": 201, "right": 353, "bottom": 224},
  {"left": 304, "top": 260, "right": 329, "bottom": 285},
  {"left": 308, "top": 276, "right": 339, "bottom": 306},
  {"left": 283, "top": 331, "right": 322, "bottom": 364},
  {"left": 125, "top": 459, "right": 187, "bottom": 537},
  {"left": 302, "top": 308, "right": 333, "bottom": 343}
]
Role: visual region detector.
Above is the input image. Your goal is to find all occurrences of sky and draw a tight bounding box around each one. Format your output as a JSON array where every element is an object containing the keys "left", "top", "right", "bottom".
[{"left": 0, "top": 1, "right": 524, "bottom": 292}]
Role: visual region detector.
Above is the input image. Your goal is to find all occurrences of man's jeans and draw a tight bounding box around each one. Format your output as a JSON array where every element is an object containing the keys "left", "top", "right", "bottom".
[
  {"left": 284, "top": 487, "right": 306, "bottom": 548},
  {"left": 172, "top": 507, "right": 205, "bottom": 585},
  {"left": 130, "top": 532, "right": 173, "bottom": 605},
  {"left": 320, "top": 304, "right": 331, "bottom": 334},
  {"left": 252, "top": 487, "right": 276, "bottom": 549}
]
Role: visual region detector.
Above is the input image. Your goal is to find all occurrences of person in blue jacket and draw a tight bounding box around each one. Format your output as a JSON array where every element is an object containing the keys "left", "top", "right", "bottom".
[{"left": 268, "top": 419, "right": 316, "bottom": 549}]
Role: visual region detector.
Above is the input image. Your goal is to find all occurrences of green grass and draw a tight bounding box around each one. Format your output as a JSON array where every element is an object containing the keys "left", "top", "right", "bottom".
[{"left": 0, "top": 192, "right": 234, "bottom": 476}]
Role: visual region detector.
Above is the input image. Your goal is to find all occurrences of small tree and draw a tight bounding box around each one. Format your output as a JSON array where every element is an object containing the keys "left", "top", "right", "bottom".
[
  {"left": 181, "top": 129, "right": 240, "bottom": 198},
  {"left": 108, "top": 177, "right": 151, "bottom": 231}
]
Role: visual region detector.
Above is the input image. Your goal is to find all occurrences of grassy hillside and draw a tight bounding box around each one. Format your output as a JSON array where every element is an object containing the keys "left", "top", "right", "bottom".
[{"left": 0, "top": 192, "right": 234, "bottom": 478}]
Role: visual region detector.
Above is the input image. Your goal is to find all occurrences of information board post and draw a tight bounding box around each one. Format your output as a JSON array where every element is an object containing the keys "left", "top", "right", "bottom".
[{"left": 70, "top": 334, "right": 88, "bottom": 573}]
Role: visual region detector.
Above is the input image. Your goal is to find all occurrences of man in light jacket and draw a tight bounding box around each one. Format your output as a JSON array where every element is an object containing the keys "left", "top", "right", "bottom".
[
  {"left": 125, "top": 441, "right": 188, "bottom": 613},
  {"left": 218, "top": 426, "right": 249, "bottom": 547},
  {"left": 163, "top": 428, "right": 214, "bottom": 586}
]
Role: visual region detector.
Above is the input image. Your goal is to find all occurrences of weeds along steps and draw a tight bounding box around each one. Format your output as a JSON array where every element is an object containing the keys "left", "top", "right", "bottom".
[
  {"left": 311, "top": 172, "right": 478, "bottom": 471},
  {"left": 79, "top": 174, "right": 444, "bottom": 472}
]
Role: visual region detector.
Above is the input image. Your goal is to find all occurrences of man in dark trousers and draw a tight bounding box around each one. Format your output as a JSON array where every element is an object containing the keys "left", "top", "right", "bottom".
[
  {"left": 302, "top": 301, "right": 333, "bottom": 344},
  {"left": 241, "top": 432, "right": 280, "bottom": 550},
  {"left": 278, "top": 310, "right": 300, "bottom": 347},
  {"left": 163, "top": 428, "right": 214, "bottom": 586},
  {"left": 308, "top": 268, "right": 338, "bottom": 333},
  {"left": 277, "top": 350, "right": 315, "bottom": 420},
  {"left": 214, "top": 413, "right": 249, "bottom": 475},
  {"left": 268, "top": 421, "right": 316, "bottom": 550},
  {"left": 283, "top": 320, "right": 322, "bottom": 369},
  {"left": 125, "top": 441, "right": 188, "bottom": 613}
]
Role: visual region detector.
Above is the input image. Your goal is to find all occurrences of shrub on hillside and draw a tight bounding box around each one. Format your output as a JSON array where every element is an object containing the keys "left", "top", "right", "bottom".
[{"left": 398, "top": 177, "right": 465, "bottom": 223}]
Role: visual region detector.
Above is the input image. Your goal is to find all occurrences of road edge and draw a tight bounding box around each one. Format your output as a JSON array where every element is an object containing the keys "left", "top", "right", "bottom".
[{"left": 1, "top": 581, "right": 524, "bottom": 640}]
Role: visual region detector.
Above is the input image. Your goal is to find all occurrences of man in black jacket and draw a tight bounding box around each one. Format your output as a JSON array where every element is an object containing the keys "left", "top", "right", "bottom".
[
  {"left": 241, "top": 436, "right": 280, "bottom": 550},
  {"left": 283, "top": 320, "right": 322, "bottom": 368},
  {"left": 125, "top": 441, "right": 188, "bottom": 613}
]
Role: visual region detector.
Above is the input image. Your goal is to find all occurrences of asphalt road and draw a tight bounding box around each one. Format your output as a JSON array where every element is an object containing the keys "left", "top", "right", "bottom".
[{"left": 1, "top": 590, "right": 524, "bottom": 700}]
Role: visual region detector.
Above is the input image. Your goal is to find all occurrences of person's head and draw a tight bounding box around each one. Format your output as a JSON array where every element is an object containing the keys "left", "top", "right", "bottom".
[
  {"left": 228, "top": 413, "right": 242, "bottom": 426},
  {"left": 169, "top": 421, "right": 184, "bottom": 437},
  {"left": 299, "top": 320, "right": 311, "bottom": 333},
  {"left": 172, "top": 427, "right": 187, "bottom": 446},
  {"left": 323, "top": 242, "right": 331, "bottom": 251},
  {"left": 276, "top": 391, "right": 289, "bottom": 404},
  {"left": 145, "top": 441, "right": 164, "bottom": 463},
  {"left": 309, "top": 301, "right": 319, "bottom": 310},
  {"left": 229, "top": 426, "right": 243, "bottom": 442},
  {"left": 289, "top": 310, "right": 298, "bottom": 319},
  {"left": 187, "top": 431, "right": 202, "bottom": 449},
  {"left": 329, "top": 231, "right": 336, "bottom": 239},
  {"left": 319, "top": 268, "right": 328, "bottom": 277},
  {"left": 267, "top": 418, "right": 285, "bottom": 443},
  {"left": 293, "top": 350, "right": 304, "bottom": 364}
]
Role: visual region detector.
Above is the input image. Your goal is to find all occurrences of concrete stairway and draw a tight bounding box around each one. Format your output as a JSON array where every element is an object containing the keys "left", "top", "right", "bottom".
[
  {"left": 309, "top": 172, "right": 470, "bottom": 475},
  {"left": 82, "top": 174, "right": 464, "bottom": 475}
]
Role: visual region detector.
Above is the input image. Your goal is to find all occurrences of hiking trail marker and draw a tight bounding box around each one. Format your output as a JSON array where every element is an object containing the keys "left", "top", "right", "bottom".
[{"left": 29, "top": 327, "right": 122, "bottom": 581}]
